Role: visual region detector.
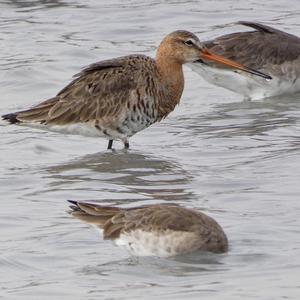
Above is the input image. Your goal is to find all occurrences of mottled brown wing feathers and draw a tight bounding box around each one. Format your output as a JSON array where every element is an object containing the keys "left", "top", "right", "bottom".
[
  {"left": 13, "top": 97, "right": 59, "bottom": 123},
  {"left": 14, "top": 55, "right": 155, "bottom": 124},
  {"left": 70, "top": 203, "right": 215, "bottom": 240},
  {"left": 99, "top": 205, "right": 197, "bottom": 239},
  {"left": 204, "top": 22, "right": 300, "bottom": 68}
]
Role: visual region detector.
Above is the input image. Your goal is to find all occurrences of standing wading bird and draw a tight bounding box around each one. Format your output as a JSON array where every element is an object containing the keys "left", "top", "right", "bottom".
[
  {"left": 68, "top": 200, "right": 228, "bottom": 257},
  {"left": 188, "top": 21, "right": 300, "bottom": 100},
  {"left": 2, "top": 30, "right": 270, "bottom": 149}
]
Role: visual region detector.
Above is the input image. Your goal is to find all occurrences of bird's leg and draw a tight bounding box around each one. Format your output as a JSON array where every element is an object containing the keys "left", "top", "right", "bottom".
[
  {"left": 123, "top": 138, "right": 129, "bottom": 149},
  {"left": 107, "top": 139, "right": 113, "bottom": 150}
]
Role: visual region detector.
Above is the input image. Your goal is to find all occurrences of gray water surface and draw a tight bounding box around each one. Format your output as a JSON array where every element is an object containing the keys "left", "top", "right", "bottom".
[{"left": 1, "top": 1, "right": 300, "bottom": 299}]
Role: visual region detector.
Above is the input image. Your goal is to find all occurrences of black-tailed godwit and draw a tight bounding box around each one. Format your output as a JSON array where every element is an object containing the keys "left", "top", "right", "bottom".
[
  {"left": 68, "top": 200, "right": 228, "bottom": 257},
  {"left": 189, "top": 21, "right": 300, "bottom": 100},
  {"left": 2, "top": 30, "right": 270, "bottom": 149}
]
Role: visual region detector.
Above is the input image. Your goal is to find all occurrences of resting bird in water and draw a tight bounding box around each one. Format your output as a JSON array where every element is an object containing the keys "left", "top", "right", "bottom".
[
  {"left": 2, "top": 30, "right": 270, "bottom": 149},
  {"left": 68, "top": 200, "right": 228, "bottom": 257},
  {"left": 188, "top": 21, "right": 300, "bottom": 100}
]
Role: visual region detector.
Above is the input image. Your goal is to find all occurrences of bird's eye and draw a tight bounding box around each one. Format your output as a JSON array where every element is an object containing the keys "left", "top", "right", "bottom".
[{"left": 184, "top": 40, "right": 194, "bottom": 46}]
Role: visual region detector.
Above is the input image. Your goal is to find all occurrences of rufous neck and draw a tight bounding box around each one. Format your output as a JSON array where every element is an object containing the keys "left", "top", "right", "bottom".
[{"left": 155, "top": 51, "right": 184, "bottom": 103}]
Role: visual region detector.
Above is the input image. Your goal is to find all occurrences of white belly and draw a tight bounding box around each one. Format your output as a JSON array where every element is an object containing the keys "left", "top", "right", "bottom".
[
  {"left": 19, "top": 118, "right": 149, "bottom": 141},
  {"left": 114, "top": 229, "right": 200, "bottom": 257},
  {"left": 188, "top": 62, "right": 300, "bottom": 100},
  {"left": 20, "top": 122, "right": 107, "bottom": 137}
]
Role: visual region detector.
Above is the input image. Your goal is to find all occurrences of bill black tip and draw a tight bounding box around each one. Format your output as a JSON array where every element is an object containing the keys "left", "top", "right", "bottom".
[{"left": 248, "top": 67, "right": 272, "bottom": 80}]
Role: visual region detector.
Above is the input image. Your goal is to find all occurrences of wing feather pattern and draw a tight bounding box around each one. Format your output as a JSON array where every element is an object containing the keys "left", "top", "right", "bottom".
[{"left": 11, "top": 55, "right": 157, "bottom": 125}]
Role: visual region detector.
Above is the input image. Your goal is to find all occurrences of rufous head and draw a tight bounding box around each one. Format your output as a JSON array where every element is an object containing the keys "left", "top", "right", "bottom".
[
  {"left": 157, "top": 30, "right": 272, "bottom": 79},
  {"left": 156, "top": 30, "right": 205, "bottom": 64}
]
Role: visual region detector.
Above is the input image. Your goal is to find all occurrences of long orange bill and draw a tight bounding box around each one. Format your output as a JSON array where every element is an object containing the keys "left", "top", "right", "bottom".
[{"left": 200, "top": 50, "right": 272, "bottom": 80}]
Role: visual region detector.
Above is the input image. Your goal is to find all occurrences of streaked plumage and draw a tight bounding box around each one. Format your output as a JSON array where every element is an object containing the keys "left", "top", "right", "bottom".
[
  {"left": 68, "top": 201, "right": 228, "bottom": 257},
  {"left": 189, "top": 21, "right": 300, "bottom": 100},
  {"left": 2, "top": 30, "right": 269, "bottom": 149}
]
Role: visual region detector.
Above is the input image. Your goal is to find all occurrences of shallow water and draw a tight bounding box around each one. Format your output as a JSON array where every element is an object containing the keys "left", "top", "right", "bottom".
[{"left": 1, "top": 1, "right": 300, "bottom": 299}]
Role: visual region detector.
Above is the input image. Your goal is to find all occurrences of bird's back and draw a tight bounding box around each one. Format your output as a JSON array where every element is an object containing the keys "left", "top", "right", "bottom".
[
  {"left": 3, "top": 55, "right": 170, "bottom": 139},
  {"left": 189, "top": 21, "right": 300, "bottom": 100},
  {"left": 204, "top": 21, "right": 300, "bottom": 70},
  {"left": 69, "top": 201, "right": 228, "bottom": 257}
]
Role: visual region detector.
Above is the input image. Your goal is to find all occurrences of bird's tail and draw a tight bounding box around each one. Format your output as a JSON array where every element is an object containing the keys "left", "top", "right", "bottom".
[
  {"left": 2, "top": 113, "right": 20, "bottom": 124},
  {"left": 68, "top": 200, "right": 121, "bottom": 229},
  {"left": 2, "top": 97, "right": 59, "bottom": 124}
]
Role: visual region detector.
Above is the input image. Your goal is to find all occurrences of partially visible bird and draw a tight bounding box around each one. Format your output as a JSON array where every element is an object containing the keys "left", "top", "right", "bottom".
[
  {"left": 189, "top": 21, "right": 300, "bottom": 100},
  {"left": 2, "top": 30, "right": 270, "bottom": 149},
  {"left": 68, "top": 200, "right": 228, "bottom": 257}
]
